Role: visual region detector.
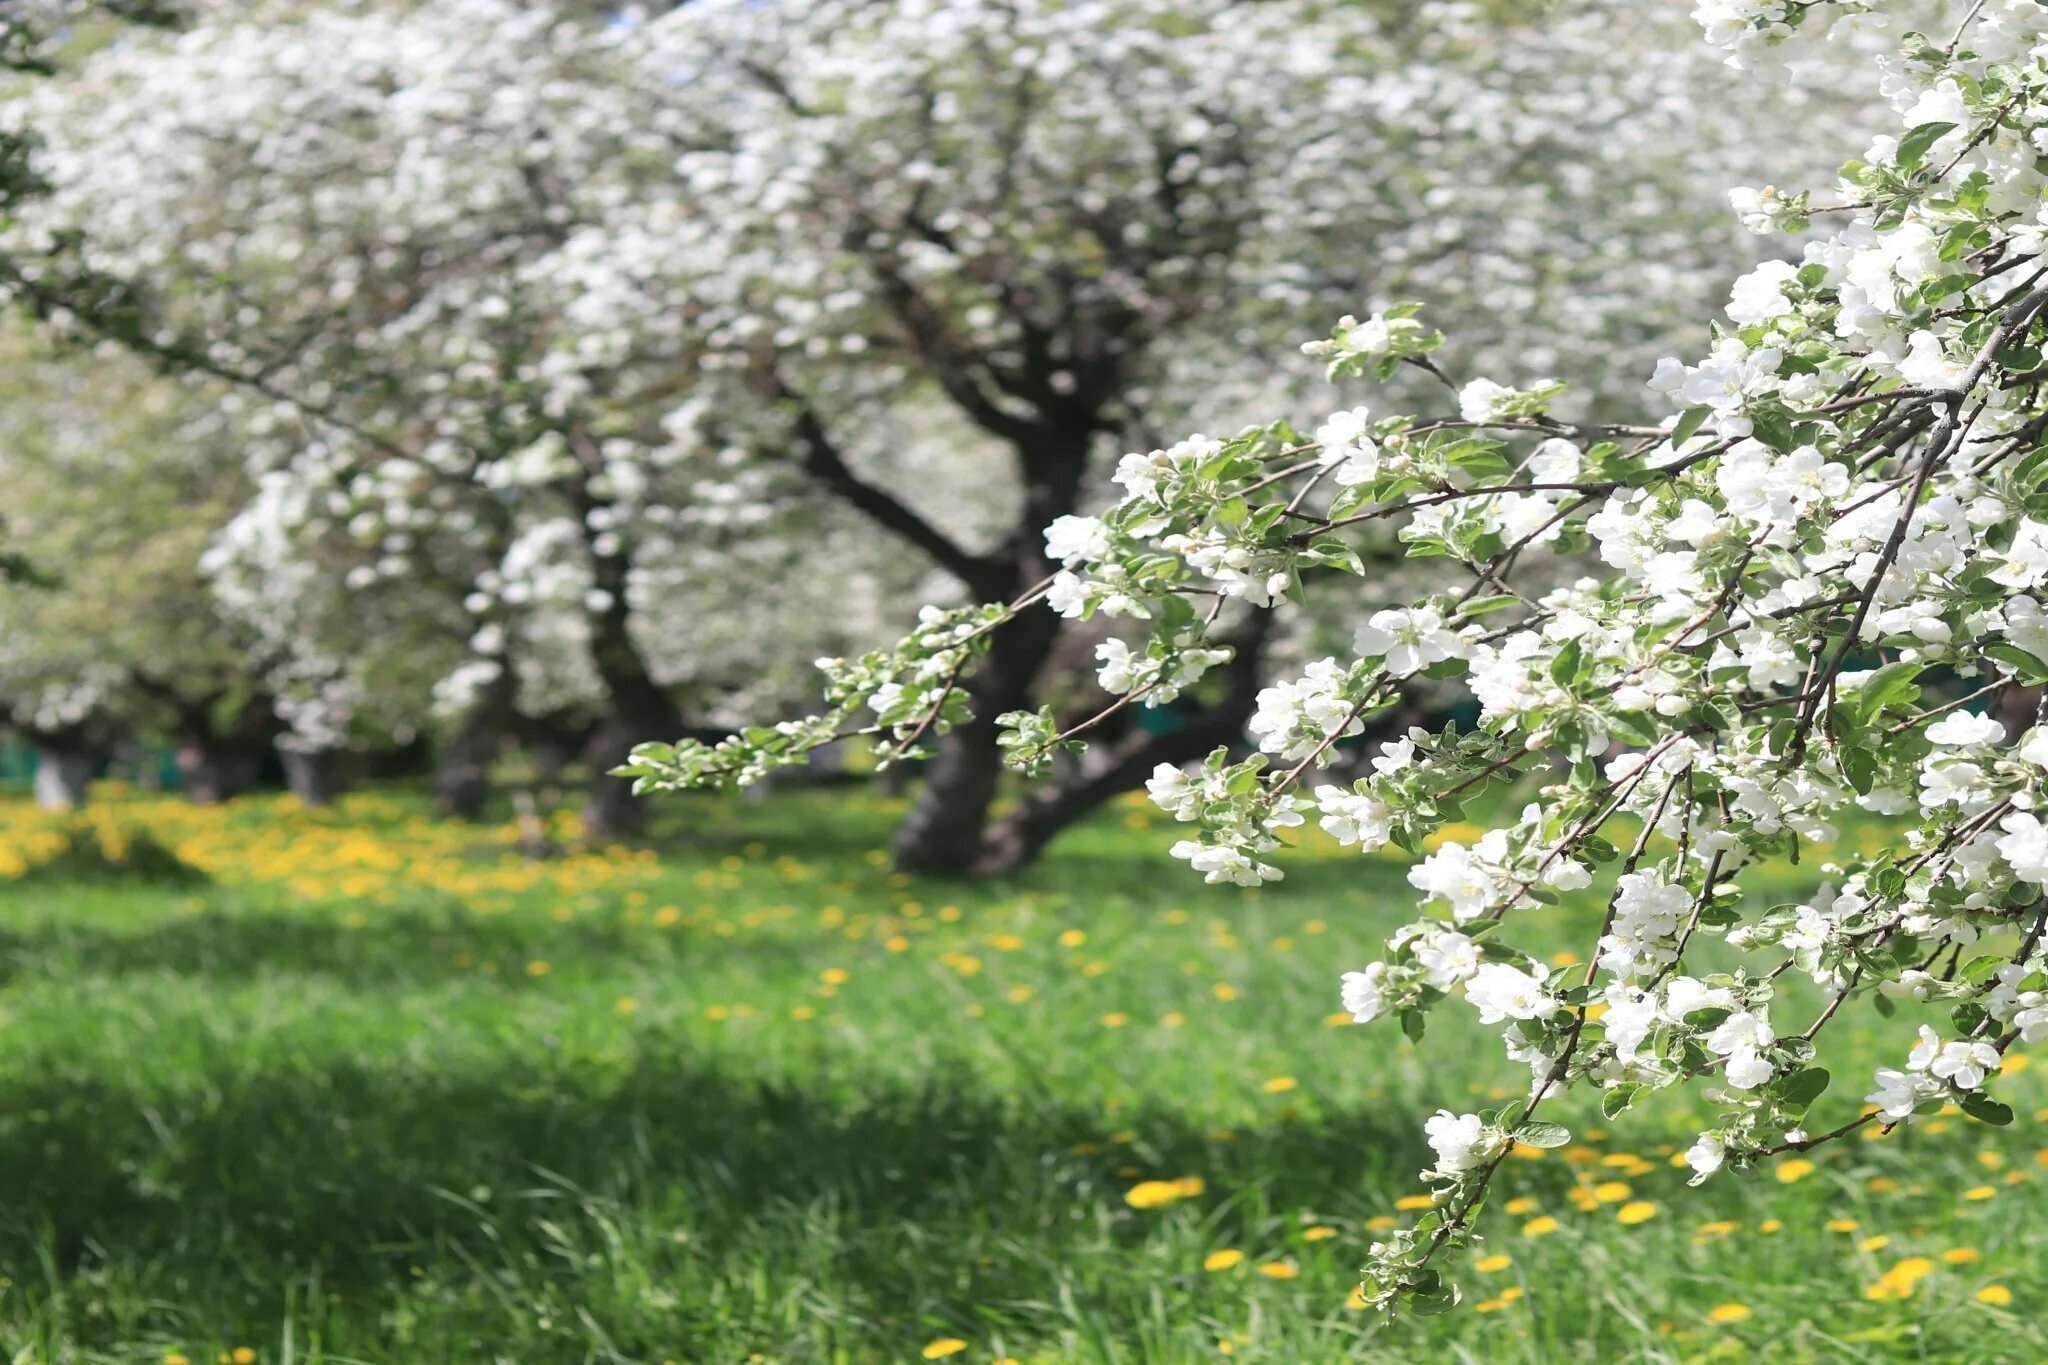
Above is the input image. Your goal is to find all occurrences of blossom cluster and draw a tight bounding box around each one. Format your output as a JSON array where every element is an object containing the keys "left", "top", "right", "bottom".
[{"left": 622, "top": 0, "right": 2048, "bottom": 1315}]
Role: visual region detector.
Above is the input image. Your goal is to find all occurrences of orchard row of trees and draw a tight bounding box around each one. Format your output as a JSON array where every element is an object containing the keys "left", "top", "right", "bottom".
[{"left": 0, "top": 0, "right": 1863, "bottom": 868}]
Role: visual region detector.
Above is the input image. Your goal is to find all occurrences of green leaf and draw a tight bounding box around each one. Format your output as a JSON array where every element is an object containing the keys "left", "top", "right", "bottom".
[
  {"left": 1516, "top": 1121, "right": 1571, "bottom": 1149},
  {"left": 1840, "top": 744, "right": 1878, "bottom": 796},
  {"left": 1960, "top": 1091, "right": 2015, "bottom": 1127},
  {"left": 1852, "top": 661, "right": 1926, "bottom": 724},
  {"left": 1985, "top": 643, "right": 2048, "bottom": 684},
  {"left": 1672, "top": 405, "right": 1712, "bottom": 446},
  {"left": 1600, "top": 1084, "right": 1644, "bottom": 1120},
  {"left": 1776, "top": 1067, "right": 1831, "bottom": 1109},
  {"left": 1897, "top": 120, "right": 1958, "bottom": 171}
]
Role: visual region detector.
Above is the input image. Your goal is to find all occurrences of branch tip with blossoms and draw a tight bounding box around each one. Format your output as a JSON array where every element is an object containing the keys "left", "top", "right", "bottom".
[{"left": 622, "top": 0, "right": 2048, "bottom": 1315}]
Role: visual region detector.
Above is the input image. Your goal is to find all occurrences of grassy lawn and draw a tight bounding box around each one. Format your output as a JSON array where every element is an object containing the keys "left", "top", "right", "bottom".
[{"left": 0, "top": 782, "right": 2042, "bottom": 1362}]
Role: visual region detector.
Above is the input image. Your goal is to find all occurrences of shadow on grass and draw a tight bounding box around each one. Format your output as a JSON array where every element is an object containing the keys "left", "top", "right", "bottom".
[{"left": 0, "top": 1050, "right": 1425, "bottom": 1353}]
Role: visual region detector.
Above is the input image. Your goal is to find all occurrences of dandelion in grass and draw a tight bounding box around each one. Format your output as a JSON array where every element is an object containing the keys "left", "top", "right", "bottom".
[
  {"left": 1775, "top": 1159, "right": 1815, "bottom": 1184},
  {"left": 1941, "top": 1248, "right": 1982, "bottom": 1264},
  {"left": 1262, "top": 1076, "right": 1297, "bottom": 1093},
  {"left": 1475, "top": 1254, "right": 1511, "bottom": 1272},
  {"left": 921, "top": 1340, "right": 968, "bottom": 1360},
  {"left": 1522, "top": 1216, "right": 1559, "bottom": 1237},
  {"left": 1259, "top": 1261, "right": 1299, "bottom": 1279},
  {"left": 1616, "top": 1202, "right": 1658, "bottom": 1225},
  {"left": 1303, "top": 1227, "right": 1337, "bottom": 1242},
  {"left": 1864, "top": 1257, "right": 1936, "bottom": 1301},
  {"left": 1204, "top": 1249, "right": 1245, "bottom": 1272},
  {"left": 1977, "top": 1285, "right": 2014, "bottom": 1306},
  {"left": 1124, "top": 1180, "right": 1183, "bottom": 1210},
  {"left": 1964, "top": 1185, "right": 1997, "bottom": 1201},
  {"left": 1706, "top": 1304, "right": 1752, "bottom": 1324}
]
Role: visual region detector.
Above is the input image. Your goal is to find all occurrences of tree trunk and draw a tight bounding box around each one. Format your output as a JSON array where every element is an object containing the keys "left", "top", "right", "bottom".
[
  {"left": 435, "top": 666, "right": 515, "bottom": 821},
  {"left": 891, "top": 586, "right": 1065, "bottom": 874},
  {"left": 177, "top": 733, "right": 256, "bottom": 805},
  {"left": 279, "top": 747, "right": 341, "bottom": 807},
  {"left": 33, "top": 742, "right": 92, "bottom": 811},
  {"left": 972, "top": 616, "right": 1276, "bottom": 875},
  {"left": 579, "top": 562, "right": 682, "bottom": 843}
]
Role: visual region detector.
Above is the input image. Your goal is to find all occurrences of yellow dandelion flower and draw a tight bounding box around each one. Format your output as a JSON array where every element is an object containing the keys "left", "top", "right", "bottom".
[
  {"left": 1775, "top": 1158, "right": 1816, "bottom": 1183},
  {"left": 1864, "top": 1257, "right": 1936, "bottom": 1301},
  {"left": 1523, "top": 1216, "right": 1559, "bottom": 1237},
  {"left": 1101, "top": 1012, "right": 1129, "bottom": 1028},
  {"left": 1303, "top": 1226, "right": 1337, "bottom": 1242},
  {"left": 1826, "top": 1218, "right": 1860, "bottom": 1232},
  {"left": 1616, "top": 1201, "right": 1658, "bottom": 1225},
  {"left": 1008, "top": 985, "right": 1034, "bottom": 1003},
  {"left": 525, "top": 960, "right": 551, "bottom": 976},
  {"left": 614, "top": 996, "right": 639, "bottom": 1015},
  {"left": 1963, "top": 1185, "right": 1997, "bottom": 1201},
  {"left": 1475, "top": 1254, "right": 1512, "bottom": 1272},
  {"left": 1976, "top": 1285, "right": 2014, "bottom": 1306},
  {"left": 1365, "top": 1215, "right": 1398, "bottom": 1231},
  {"left": 1161, "top": 1011, "right": 1186, "bottom": 1027},
  {"left": 1859, "top": 1235, "right": 1891, "bottom": 1252},
  {"left": 1706, "top": 1303, "right": 1753, "bottom": 1324},
  {"left": 232, "top": 1353, "right": 256, "bottom": 1365},
  {"left": 1941, "top": 1247, "right": 1982, "bottom": 1264},
  {"left": 1124, "top": 1181, "right": 1183, "bottom": 1209},
  {"left": 1262, "top": 1077, "right": 1298, "bottom": 1094},
  {"left": 1592, "top": 1181, "right": 1632, "bottom": 1203},
  {"left": 886, "top": 935, "right": 911, "bottom": 953},
  {"left": 1212, "top": 982, "right": 1241, "bottom": 1001},
  {"left": 1172, "top": 1176, "right": 1206, "bottom": 1198},
  {"left": 1504, "top": 1196, "right": 1539, "bottom": 1215},
  {"left": 1867, "top": 1177, "right": 1900, "bottom": 1192},
  {"left": 1259, "top": 1261, "right": 1299, "bottom": 1280},
  {"left": 921, "top": 1340, "right": 968, "bottom": 1360},
  {"left": 1345, "top": 1286, "right": 1369, "bottom": 1310},
  {"left": 1395, "top": 1194, "right": 1436, "bottom": 1211},
  {"left": 1204, "top": 1249, "right": 1246, "bottom": 1272},
  {"left": 1058, "top": 929, "right": 1087, "bottom": 948},
  {"left": 1759, "top": 1219, "right": 1782, "bottom": 1234},
  {"left": 1499, "top": 1286, "right": 1525, "bottom": 1303},
  {"left": 1475, "top": 1298, "right": 1508, "bottom": 1313}
]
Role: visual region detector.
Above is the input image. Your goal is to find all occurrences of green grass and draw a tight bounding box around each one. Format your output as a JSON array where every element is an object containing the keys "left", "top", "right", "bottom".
[{"left": 0, "top": 783, "right": 2043, "bottom": 1362}]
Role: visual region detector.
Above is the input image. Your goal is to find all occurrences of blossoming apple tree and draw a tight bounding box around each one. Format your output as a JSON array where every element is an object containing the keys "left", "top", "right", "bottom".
[
  {"left": 566, "top": 0, "right": 1874, "bottom": 871},
  {"left": 3, "top": 0, "right": 1873, "bottom": 863},
  {"left": 624, "top": 0, "right": 2048, "bottom": 1313}
]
